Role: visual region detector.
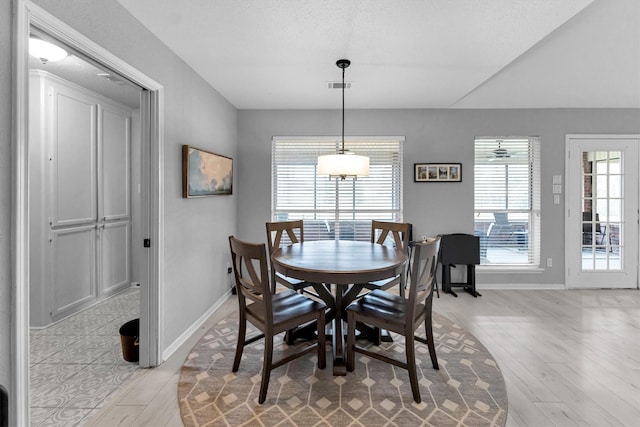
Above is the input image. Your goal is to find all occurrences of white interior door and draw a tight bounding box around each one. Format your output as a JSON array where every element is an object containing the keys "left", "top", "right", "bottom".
[
  {"left": 49, "top": 85, "right": 98, "bottom": 319},
  {"left": 98, "top": 104, "right": 131, "bottom": 295},
  {"left": 46, "top": 76, "right": 133, "bottom": 318},
  {"left": 566, "top": 135, "right": 639, "bottom": 289},
  {"left": 99, "top": 105, "right": 130, "bottom": 222}
]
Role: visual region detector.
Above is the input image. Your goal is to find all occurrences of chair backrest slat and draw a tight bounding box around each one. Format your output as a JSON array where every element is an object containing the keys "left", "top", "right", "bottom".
[
  {"left": 285, "top": 227, "right": 300, "bottom": 243},
  {"left": 266, "top": 220, "right": 304, "bottom": 255},
  {"left": 266, "top": 220, "right": 305, "bottom": 292},
  {"left": 371, "top": 220, "right": 411, "bottom": 254},
  {"left": 229, "top": 236, "right": 272, "bottom": 317},
  {"left": 406, "top": 238, "right": 440, "bottom": 323}
]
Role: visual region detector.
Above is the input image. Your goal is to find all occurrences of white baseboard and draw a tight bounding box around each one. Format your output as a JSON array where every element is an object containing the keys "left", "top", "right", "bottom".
[
  {"left": 162, "top": 288, "right": 233, "bottom": 361},
  {"left": 476, "top": 283, "right": 566, "bottom": 290}
]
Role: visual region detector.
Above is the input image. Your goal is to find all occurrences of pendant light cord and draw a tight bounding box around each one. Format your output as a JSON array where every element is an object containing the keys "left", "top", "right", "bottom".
[
  {"left": 341, "top": 64, "right": 345, "bottom": 154},
  {"left": 335, "top": 59, "right": 350, "bottom": 156}
]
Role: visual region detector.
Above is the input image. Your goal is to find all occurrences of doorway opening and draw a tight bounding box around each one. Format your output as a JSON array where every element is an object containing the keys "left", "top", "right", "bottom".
[
  {"left": 565, "top": 134, "right": 639, "bottom": 289},
  {"left": 28, "top": 29, "right": 144, "bottom": 423},
  {"left": 12, "top": 3, "right": 163, "bottom": 426}
]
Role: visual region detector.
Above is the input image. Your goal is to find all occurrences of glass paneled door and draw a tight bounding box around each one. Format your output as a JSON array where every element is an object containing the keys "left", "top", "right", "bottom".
[{"left": 566, "top": 135, "right": 639, "bottom": 289}]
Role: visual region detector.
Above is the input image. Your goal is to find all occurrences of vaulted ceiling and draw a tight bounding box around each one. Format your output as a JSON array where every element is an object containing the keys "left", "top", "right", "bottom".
[{"left": 111, "top": 0, "right": 638, "bottom": 109}]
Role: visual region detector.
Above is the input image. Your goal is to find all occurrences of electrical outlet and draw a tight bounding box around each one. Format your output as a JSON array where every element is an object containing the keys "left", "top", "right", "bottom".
[
  {"left": 227, "top": 263, "right": 237, "bottom": 294},
  {"left": 546, "top": 258, "right": 552, "bottom": 267}
]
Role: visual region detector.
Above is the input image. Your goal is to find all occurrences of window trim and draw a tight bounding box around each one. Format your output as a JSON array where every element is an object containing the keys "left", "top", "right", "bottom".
[
  {"left": 474, "top": 136, "right": 541, "bottom": 269},
  {"left": 271, "top": 136, "right": 405, "bottom": 241}
]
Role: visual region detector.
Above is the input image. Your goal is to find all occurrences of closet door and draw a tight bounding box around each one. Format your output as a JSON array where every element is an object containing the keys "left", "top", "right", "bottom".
[
  {"left": 48, "top": 84, "right": 98, "bottom": 319},
  {"left": 98, "top": 104, "right": 131, "bottom": 295},
  {"left": 39, "top": 74, "right": 133, "bottom": 322}
]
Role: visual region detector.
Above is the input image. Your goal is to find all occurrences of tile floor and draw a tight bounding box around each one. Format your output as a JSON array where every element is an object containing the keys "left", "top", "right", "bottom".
[{"left": 30, "top": 288, "right": 141, "bottom": 426}]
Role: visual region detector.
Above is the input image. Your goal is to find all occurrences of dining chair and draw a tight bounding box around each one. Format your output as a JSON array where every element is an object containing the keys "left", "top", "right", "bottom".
[
  {"left": 228, "top": 236, "right": 326, "bottom": 404},
  {"left": 364, "top": 220, "right": 412, "bottom": 297},
  {"left": 346, "top": 237, "right": 440, "bottom": 403},
  {"left": 266, "top": 220, "right": 317, "bottom": 295}
]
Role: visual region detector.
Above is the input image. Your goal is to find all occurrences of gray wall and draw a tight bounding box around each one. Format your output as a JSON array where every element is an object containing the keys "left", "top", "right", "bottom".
[
  {"left": 3, "top": 0, "right": 238, "bottom": 377},
  {"left": 237, "top": 108, "right": 640, "bottom": 285},
  {"left": 0, "top": 0, "right": 12, "bottom": 398}
]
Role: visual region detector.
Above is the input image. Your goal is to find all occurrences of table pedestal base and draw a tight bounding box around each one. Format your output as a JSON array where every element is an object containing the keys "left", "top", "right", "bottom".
[
  {"left": 331, "top": 318, "right": 348, "bottom": 376},
  {"left": 271, "top": 240, "right": 408, "bottom": 376}
]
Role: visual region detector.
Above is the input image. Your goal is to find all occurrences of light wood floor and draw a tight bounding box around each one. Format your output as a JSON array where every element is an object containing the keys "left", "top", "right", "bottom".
[{"left": 86, "top": 289, "right": 640, "bottom": 427}]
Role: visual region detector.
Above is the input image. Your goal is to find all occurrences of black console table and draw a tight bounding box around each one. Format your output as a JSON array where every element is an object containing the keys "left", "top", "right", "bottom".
[{"left": 439, "top": 233, "right": 481, "bottom": 297}]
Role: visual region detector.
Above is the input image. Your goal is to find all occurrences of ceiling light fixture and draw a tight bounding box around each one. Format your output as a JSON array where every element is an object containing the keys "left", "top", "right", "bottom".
[
  {"left": 29, "top": 38, "right": 68, "bottom": 64},
  {"left": 317, "top": 59, "right": 369, "bottom": 180}
]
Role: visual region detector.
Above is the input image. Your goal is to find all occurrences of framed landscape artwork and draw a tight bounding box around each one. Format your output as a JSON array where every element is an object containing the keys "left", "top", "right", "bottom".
[
  {"left": 414, "top": 163, "right": 461, "bottom": 182},
  {"left": 182, "top": 145, "right": 233, "bottom": 197}
]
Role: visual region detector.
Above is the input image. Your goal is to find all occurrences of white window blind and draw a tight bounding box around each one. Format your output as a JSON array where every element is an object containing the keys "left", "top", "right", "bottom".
[
  {"left": 474, "top": 137, "right": 540, "bottom": 266},
  {"left": 272, "top": 137, "right": 403, "bottom": 241}
]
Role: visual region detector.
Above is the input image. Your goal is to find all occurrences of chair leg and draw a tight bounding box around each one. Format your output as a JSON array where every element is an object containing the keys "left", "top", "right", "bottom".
[
  {"left": 232, "top": 315, "right": 246, "bottom": 372},
  {"left": 405, "top": 334, "right": 421, "bottom": 403},
  {"left": 346, "top": 311, "right": 356, "bottom": 372},
  {"left": 258, "top": 334, "right": 274, "bottom": 404},
  {"left": 433, "top": 277, "right": 440, "bottom": 298},
  {"left": 424, "top": 314, "right": 439, "bottom": 370},
  {"left": 317, "top": 309, "right": 326, "bottom": 369}
]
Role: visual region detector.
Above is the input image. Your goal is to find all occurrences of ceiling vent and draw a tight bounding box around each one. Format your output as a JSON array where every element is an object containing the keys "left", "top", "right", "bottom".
[{"left": 327, "top": 82, "right": 351, "bottom": 89}]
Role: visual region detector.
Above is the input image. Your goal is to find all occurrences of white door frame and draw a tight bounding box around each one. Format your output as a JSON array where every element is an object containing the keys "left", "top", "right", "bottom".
[
  {"left": 564, "top": 134, "right": 640, "bottom": 289},
  {"left": 11, "top": 1, "right": 164, "bottom": 425}
]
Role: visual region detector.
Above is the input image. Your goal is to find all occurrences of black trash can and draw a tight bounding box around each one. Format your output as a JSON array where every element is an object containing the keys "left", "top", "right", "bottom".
[
  {"left": 119, "top": 318, "right": 140, "bottom": 362},
  {"left": 1, "top": 384, "right": 8, "bottom": 427}
]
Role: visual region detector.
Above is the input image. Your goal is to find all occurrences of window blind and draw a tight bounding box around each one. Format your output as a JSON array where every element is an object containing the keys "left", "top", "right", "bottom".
[
  {"left": 272, "top": 137, "right": 404, "bottom": 242},
  {"left": 474, "top": 137, "right": 541, "bottom": 266}
]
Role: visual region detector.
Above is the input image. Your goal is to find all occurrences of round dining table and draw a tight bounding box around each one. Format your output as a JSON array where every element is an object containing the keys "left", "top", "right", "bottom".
[{"left": 271, "top": 239, "right": 408, "bottom": 375}]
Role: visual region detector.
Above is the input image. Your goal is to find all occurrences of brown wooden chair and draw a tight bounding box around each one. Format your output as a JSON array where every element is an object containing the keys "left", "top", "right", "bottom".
[
  {"left": 346, "top": 237, "right": 440, "bottom": 403},
  {"left": 229, "top": 236, "right": 326, "bottom": 404},
  {"left": 266, "top": 220, "right": 316, "bottom": 295},
  {"left": 364, "top": 220, "right": 412, "bottom": 296}
]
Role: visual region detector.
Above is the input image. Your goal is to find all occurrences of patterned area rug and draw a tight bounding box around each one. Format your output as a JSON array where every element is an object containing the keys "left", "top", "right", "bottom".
[{"left": 178, "top": 312, "right": 507, "bottom": 426}]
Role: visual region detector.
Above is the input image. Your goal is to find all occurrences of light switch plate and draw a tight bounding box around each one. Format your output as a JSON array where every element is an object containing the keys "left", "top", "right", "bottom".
[
  {"left": 552, "top": 175, "right": 562, "bottom": 184},
  {"left": 554, "top": 194, "right": 560, "bottom": 204},
  {"left": 552, "top": 184, "right": 562, "bottom": 194}
]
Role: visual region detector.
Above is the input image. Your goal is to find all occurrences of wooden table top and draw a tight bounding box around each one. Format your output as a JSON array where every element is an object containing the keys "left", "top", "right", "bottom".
[{"left": 271, "top": 240, "right": 407, "bottom": 285}]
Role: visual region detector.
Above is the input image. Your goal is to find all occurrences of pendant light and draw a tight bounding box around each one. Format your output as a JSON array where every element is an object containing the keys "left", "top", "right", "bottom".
[{"left": 317, "top": 59, "right": 369, "bottom": 180}]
